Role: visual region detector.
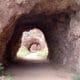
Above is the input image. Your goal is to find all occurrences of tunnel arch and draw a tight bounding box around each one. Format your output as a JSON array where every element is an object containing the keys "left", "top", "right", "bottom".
[
  {"left": 5, "top": 13, "right": 50, "bottom": 63},
  {"left": 4, "top": 12, "right": 70, "bottom": 65}
]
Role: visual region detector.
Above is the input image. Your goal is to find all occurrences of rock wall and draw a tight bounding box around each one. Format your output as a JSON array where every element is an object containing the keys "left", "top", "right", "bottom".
[
  {"left": 21, "top": 28, "right": 47, "bottom": 52},
  {"left": 0, "top": 0, "right": 80, "bottom": 70},
  {"left": 68, "top": 11, "right": 80, "bottom": 69}
]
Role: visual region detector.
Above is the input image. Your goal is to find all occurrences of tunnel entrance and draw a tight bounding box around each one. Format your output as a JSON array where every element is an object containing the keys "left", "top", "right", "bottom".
[
  {"left": 16, "top": 28, "right": 48, "bottom": 60},
  {"left": 5, "top": 12, "right": 70, "bottom": 66},
  {"left": 0, "top": 0, "right": 80, "bottom": 79},
  {"left": 5, "top": 13, "right": 51, "bottom": 64}
]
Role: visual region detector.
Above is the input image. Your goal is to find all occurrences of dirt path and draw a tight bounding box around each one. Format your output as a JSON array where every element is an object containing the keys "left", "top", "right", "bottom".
[{"left": 5, "top": 59, "right": 73, "bottom": 80}]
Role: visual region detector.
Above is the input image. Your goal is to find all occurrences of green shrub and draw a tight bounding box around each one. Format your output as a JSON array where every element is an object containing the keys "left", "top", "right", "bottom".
[
  {"left": 37, "top": 49, "right": 48, "bottom": 57},
  {"left": 70, "top": 67, "right": 80, "bottom": 80},
  {"left": 0, "top": 63, "right": 4, "bottom": 76},
  {"left": 17, "top": 47, "right": 29, "bottom": 58},
  {"left": 72, "top": 75, "right": 80, "bottom": 80}
]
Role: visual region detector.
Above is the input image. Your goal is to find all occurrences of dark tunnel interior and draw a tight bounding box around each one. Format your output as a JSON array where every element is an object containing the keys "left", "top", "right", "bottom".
[{"left": 4, "top": 12, "right": 70, "bottom": 65}]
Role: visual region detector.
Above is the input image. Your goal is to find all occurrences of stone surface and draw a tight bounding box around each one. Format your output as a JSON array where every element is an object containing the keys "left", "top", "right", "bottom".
[
  {"left": 21, "top": 28, "right": 47, "bottom": 52},
  {"left": 0, "top": 0, "right": 80, "bottom": 70}
]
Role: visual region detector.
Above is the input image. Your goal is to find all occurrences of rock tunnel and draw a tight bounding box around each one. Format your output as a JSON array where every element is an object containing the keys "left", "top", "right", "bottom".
[
  {"left": 4, "top": 12, "right": 70, "bottom": 65},
  {"left": 0, "top": 0, "right": 80, "bottom": 70}
]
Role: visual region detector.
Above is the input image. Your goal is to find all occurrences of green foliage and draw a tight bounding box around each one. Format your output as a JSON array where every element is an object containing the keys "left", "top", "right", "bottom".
[
  {"left": 17, "top": 47, "right": 29, "bottom": 58},
  {"left": 0, "top": 64, "right": 13, "bottom": 80},
  {"left": 70, "top": 67, "right": 80, "bottom": 80},
  {"left": 17, "top": 47, "right": 48, "bottom": 58},
  {"left": 72, "top": 75, "right": 80, "bottom": 80},
  {"left": 0, "top": 63, "right": 4, "bottom": 76},
  {"left": 37, "top": 49, "right": 48, "bottom": 58}
]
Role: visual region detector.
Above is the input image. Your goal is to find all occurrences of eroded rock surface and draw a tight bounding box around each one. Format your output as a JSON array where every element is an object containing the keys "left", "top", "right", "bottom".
[
  {"left": 21, "top": 28, "right": 47, "bottom": 52},
  {"left": 0, "top": 0, "right": 80, "bottom": 70}
]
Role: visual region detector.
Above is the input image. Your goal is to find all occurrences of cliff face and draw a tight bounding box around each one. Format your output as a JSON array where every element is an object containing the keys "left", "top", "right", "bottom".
[{"left": 0, "top": 0, "right": 80, "bottom": 70}]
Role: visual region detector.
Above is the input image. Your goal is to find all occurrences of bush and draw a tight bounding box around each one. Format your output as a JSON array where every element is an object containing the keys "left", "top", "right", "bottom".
[
  {"left": 17, "top": 47, "right": 29, "bottom": 58},
  {"left": 70, "top": 67, "right": 80, "bottom": 80},
  {"left": 0, "top": 63, "right": 4, "bottom": 76}
]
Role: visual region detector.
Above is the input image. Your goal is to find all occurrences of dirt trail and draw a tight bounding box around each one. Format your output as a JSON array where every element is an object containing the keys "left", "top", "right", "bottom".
[{"left": 5, "top": 59, "right": 73, "bottom": 80}]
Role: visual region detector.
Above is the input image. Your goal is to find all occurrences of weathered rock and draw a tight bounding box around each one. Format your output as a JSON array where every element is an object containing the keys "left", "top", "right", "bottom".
[
  {"left": 21, "top": 28, "right": 47, "bottom": 52},
  {"left": 0, "top": 0, "right": 80, "bottom": 70}
]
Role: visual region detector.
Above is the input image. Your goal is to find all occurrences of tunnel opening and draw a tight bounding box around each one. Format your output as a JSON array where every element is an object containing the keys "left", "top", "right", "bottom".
[
  {"left": 16, "top": 28, "right": 48, "bottom": 60},
  {"left": 5, "top": 12, "right": 70, "bottom": 66},
  {"left": 5, "top": 13, "right": 50, "bottom": 64}
]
